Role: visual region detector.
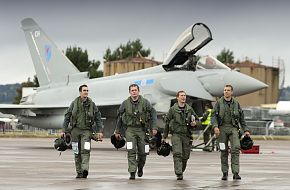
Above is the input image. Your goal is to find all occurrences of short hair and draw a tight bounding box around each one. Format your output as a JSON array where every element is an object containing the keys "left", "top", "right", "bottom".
[
  {"left": 205, "top": 103, "right": 212, "bottom": 109},
  {"left": 224, "top": 84, "right": 233, "bottom": 91},
  {"left": 129, "top": 84, "right": 140, "bottom": 92},
  {"left": 79, "top": 84, "right": 88, "bottom": 92},
  {"left": 176, "top": 90, "right": 186, "bottom": 98}
]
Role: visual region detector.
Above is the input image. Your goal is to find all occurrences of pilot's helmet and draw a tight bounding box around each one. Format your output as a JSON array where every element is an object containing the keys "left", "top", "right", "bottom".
[
  {"left": 149, "top": 131, "right": 162, "bottom": 149},
  {"left": 54, "top": 137, "right": 67, "bottom": 151},
  {"left": 240, "top": 135, "right": 253, "bottom": 150},
  {"left": 111, "top": 134, "right": 126, "bottom": 149},
  {"left": 157, "top": 141, "right": 171, "bottom": 157},
  {"left": 64, "top": 133, "right": 72, "bottom": 147}
]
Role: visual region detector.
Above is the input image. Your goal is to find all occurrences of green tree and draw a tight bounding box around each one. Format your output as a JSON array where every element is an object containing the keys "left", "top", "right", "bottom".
[
  {"left": 216, "top": 48, "right": 235, "bottom": 64},
  {"left": 13, "top": 76, "right": 39, "bottom": 104},
  {"left": 103, "top": 39, "right": 151, "bottom": 62},
  {"left": 65, "top": 46, "right": 103, "bottom": 78},
  {"left": 88, "top": 60, "right": 103, "bottom": 78}
]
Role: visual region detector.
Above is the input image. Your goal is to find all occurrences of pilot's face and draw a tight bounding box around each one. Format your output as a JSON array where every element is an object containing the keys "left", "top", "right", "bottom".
[
  {"left": 177, "top": 92, "right": 186, "bottom": 104},
  {"left": 80, "top": 87, "right": 89, "bottom": 99},
  {"left": 223, "top": 86, "right": 233, "bottom": 98},
  {"left": 129, "top": 86, "right": 139, "bottom": 99}
]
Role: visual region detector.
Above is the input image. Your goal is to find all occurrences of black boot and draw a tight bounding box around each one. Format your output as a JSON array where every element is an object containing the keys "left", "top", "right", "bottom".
[
  {"left": 129, "top": 172, "right": 136, "bottom": 180},
  {"left": 137, "top": 167, "right": 143, "bottom": 177},
  {"left": 221, "top": 172, "right": 228, "bottom": 180},
  {"left": 82, "top": 170, "right": 88, "bottom": 178},
  {"left": 76, "top": 173, "right": 83, "bottom": 178},
  {"left": 233, "top": 173, "right": 241, "bottom": 180},
  {"left": 177, "top": 174, "right": 183, "bottom": 180},
  {"left": 182, "top": 161, "right": 187, "bottom": 172}
]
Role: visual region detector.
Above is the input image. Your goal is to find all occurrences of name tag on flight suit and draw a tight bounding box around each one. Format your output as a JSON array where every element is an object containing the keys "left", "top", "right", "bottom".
[
  {"left": 127, "top": 142, "right": 133, "bottom": 150},
  {"left": 145, "top": 144, "right": 150, "bottom": 153},
  {"left": 219, "top": 143, "right": 225, "bottom": 150},
  {"left": 84, "top": 142, "right": 91, "bottom": 150}
]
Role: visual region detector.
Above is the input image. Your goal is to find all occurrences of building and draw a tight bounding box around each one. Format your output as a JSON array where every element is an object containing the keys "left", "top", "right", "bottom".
[
  {"left": 103, "top": 55, "right": 161, "bottom": 76},
  {"left": 228, "top": 60, "right": 279, "bottom": 106}
]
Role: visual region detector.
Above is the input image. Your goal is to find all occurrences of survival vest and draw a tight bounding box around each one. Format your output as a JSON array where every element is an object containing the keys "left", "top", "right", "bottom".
[
  {"left": 70, "top": 97, "right": 95, "bottom": 129},
  {"left": 201, "top": 109, "right": 212, "bottom": 126},
  {"left": 121, "top": 96, "right": 150, "bottom": 127},
  {"left": 168, "top": 103, "right": 194, "bottom": 135},
  {"left": 215, "top": 97, "right": 241, "bottom": 127}
]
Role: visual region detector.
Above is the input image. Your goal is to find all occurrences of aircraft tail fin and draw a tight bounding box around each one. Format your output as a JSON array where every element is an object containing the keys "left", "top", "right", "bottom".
[{"left": 21, "top": 18, "right": 88, "bottom": 87}]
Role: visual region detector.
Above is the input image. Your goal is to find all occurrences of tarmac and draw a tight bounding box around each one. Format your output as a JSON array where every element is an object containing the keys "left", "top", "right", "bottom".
[{"left": 0, "top": 137, "right": 290, "bottom": 190}]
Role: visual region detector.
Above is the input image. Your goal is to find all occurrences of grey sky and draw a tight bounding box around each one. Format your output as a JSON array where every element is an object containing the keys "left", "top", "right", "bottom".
[{"left": 0, "top": 0, "right": 289, "bottom": 87}]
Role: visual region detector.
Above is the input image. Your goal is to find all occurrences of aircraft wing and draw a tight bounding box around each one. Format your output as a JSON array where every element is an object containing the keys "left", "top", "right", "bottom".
[
  {"left": 159, "top": 71, "right": 215, "bottom": 101},
  {"left": 0, "top": 104, "right": 68, "bottom": 116},
  {"left": 0, "top": 99, "right": 122, "bottom": 116},
  {"left": 0, "top": 104, "right": 68, "bottom": 109}
]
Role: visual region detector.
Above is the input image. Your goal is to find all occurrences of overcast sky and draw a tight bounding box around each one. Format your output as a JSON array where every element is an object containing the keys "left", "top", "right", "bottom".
[{"left": 0, "top": 0, "right": 289, "bottom": 87}]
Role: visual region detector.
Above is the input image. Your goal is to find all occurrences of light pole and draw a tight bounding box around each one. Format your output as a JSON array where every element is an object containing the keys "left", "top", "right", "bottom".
[
  {"left": 131, "top": 45, "right": 134, "bottom": 58},
  {"left": 118, "top": 48, "right": 123, "bottom": 59}
]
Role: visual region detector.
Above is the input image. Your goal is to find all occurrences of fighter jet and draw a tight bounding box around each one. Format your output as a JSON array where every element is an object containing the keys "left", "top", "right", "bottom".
[
  {"left": 0, "top": 112, "right": 18, "bottom": 123},
  {"left": 269, "top": 101, "right": 290, "bottom": 116},
  {"left": 0, "top": 18, "right": 267, "bottom": 135}
]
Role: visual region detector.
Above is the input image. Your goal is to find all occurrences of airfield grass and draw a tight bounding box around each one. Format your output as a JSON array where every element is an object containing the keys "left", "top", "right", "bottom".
[
  {"left": 0, "top": 131, "right": 59, "bottom": 138},
  {"left": 0, "top": 131, "right": 289, "bottom": 140}
]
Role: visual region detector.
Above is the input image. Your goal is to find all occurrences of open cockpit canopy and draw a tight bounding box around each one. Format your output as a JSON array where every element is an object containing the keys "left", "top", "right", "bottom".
[{"left": 163, "top": 23, "right": 212, "bottom": 71}]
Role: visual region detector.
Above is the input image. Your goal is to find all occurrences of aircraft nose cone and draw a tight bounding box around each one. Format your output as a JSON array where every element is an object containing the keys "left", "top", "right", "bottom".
[
  {"left": 199, "top": 70, "right": 268, "bottom": 97},
  {"left": 224, "top": 71, "right": 268, "bottom": 95}
]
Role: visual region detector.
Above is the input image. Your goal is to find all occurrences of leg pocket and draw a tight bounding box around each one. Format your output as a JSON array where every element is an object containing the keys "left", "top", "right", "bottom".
[{"left": 72, "top": 142, "right": 79, "bottom": 154}]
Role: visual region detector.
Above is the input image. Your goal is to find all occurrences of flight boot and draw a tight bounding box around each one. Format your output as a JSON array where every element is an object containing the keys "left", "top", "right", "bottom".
[
  {"left": 137, "top": 167, "right": 143, "bottom": 177},
  {"left": 221, "top": 172, "right": 228, "bottom": 180},
  {"left": 177, "top": 174, "right": 183, "bottom": 180},
  {"left": 129, "top": 172, "right": 136, "bottom": 180},
  {"left": 82, "top": 170, "right": 88, "bottom": 178},
  {"left": 76, "top": 173, "right": 83, "bottom": 179},
  {"left": 233, "top": 173, "right": 241, "bottom": 180}
]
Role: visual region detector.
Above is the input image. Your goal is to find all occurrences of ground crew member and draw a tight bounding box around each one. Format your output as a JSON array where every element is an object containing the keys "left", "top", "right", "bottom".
[
  {"left": 63, "top": 84, "right": 103, "bottom": 179},
  {"left": 212, "top": 84, "right": 250, "bottom": 180},
  {"left": 163, "top": 90, "right": 200, "bottom": 180},
  {"left": 114, "top": 84, "right": 158, "bottom": 180},
  {"left": 200, "top": 103, "right": 213, "bottom": 151}
]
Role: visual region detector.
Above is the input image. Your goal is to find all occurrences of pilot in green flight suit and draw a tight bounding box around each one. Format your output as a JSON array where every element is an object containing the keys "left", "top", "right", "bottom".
[
  {"left": 63, "top": 84, "right": 103, "bottom": 179},
  {"left": 163, "top": 90, "right": 200, "bottom": 180},
  {"left": 115, "top": 84, "right": 158, "bottom": 180},
  {"left": 212, "top": 84, "right": 250, "bottom": 180}
]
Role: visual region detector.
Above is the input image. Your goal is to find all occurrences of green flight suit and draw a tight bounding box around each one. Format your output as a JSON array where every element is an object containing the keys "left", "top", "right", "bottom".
[
  {"left": 163, "top": 103, "right": 199, "bottom": 177},
  {"left": 115, "top": 95, "right": 157, "bottom": 174},
  {"left": 63, "top": 97, "right": 103, "bottom": 175},
  {"left": 212, "top": 97, "right": 249, "bottom": 175}
]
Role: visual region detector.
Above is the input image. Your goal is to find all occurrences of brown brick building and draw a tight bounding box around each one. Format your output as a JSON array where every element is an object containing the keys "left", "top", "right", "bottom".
[
  {"left": 228, "top": 60, "right": 279, "bottom": 106},
  {"left": 103, "top": 56, "right": 161, "bottom": 76}
]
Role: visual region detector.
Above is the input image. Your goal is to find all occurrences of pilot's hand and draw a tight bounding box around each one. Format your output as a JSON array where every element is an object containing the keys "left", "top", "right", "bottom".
[
  {"left": 95, "top": 133, "right": 103, "bottom": 140},
  {"left": 152, "top": 129, "right": 158, "bottom": 136},
  {"left": 190, "top": 121, "right": 197, "bottom": 127},
  {"left": 244, "top": 131, "right": 250, "bottom": 136},
  {"left": 115, "top": 133, "right": 121, "bottom": 140},
  {"left": 162, "top": 138, "right": 169, "bottom": 144},
  {"left": 214, "top": 127, "right": 220, "bottom": 137}
]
